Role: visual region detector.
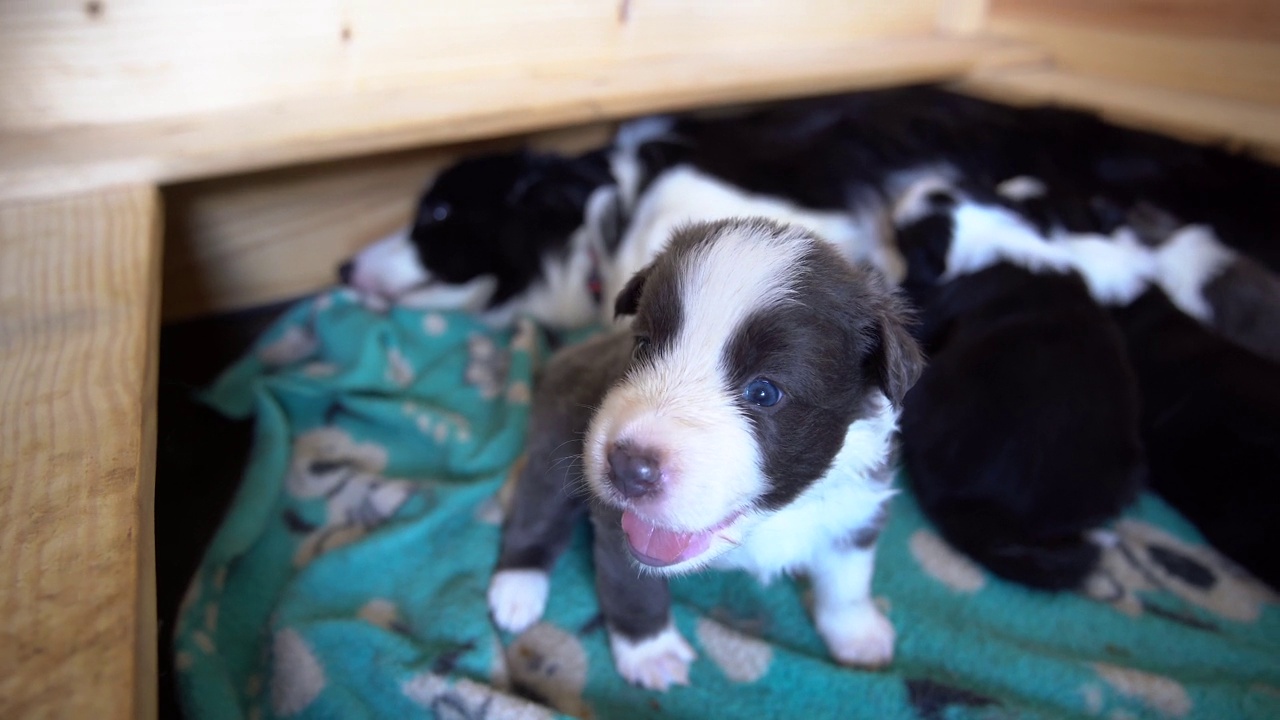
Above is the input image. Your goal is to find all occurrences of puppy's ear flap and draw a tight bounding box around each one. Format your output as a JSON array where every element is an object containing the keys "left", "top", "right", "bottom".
[
  {"left": 614, "top": 269, "right": 648, "bottom": 319},
  {"left": 867, "top": 298, "right": 925, "bottom": 407}
]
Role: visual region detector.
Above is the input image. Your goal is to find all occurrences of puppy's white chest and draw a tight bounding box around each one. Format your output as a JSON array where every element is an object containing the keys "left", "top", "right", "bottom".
[
  {"left": 714, "top": 476, "right": 891, "bottom": 581},
  {"left": 712, "top": 400, "right": 898, "bottom": 581}
]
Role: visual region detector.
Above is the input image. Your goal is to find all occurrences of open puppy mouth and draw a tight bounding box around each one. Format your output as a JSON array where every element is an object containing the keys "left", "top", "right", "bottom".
[{"left": 620, "top": 509, "right": 743, "bottom": 567}]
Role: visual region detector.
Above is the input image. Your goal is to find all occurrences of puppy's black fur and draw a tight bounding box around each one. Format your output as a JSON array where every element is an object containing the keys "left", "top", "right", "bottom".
[
  {"left": 407, "top": 149, "right": 614, "bottom": 307},
  {"left": 1111, "top": 288, "right": 1280, "bottom": 590},
  {"left": 896, "top": 196, "right": 1144, "bottom": 590}
]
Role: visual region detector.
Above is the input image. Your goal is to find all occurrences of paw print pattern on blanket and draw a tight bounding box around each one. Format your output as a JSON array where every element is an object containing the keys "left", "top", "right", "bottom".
[
  {"left": 465, "top": 334, "right": 510, "bottom": 399},
  {"left": 284, "top": 427, "right": 413, "bottom": 567},
  {"left": 258, "top": 325, "right": 319, "bottom": 367},
  {"left": 270, "top": 629, "right": 327, "bottom": 717},
  {"left": 695, "top": 617, "right": 773, "bottom": 683},
  {"left": 402, "top": 674, "right": 556, "bottom": 720},
  {"left": 503, "top": 622, "right": 592, "bottom": 718},
  {"left": 1084, "top": 520, "right": 1279, "bottom": 623}
]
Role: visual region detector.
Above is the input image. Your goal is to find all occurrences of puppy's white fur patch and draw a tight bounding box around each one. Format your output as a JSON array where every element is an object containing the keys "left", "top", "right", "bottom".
[
  {"left": 586, "top": 224, "right": 811, "bottom": 542},
  {"left": 610, "top": 116, "right": 675, "bottom": 209},
  {"left": 507, "top": 187, "right": 616, "bottom": 328},
  {"left": 996, "top": 175, "right": 1048, "bottom": 202},
  {"left": 487, "top": 569, "right": 550, "bottom": 634},
  {"left": 608, "top": 621, "right": 697, "bottom": 691},
  {"left": 1152, "top": 225, "right": 1236, "bottom": 322},
  {"left": 1052, "top": 228, "right": 1158, "bottom": 306},
  {"left": 602, "top": 165, "right": 889, "bottom": 325},
  {"left": 943, "top": 202, "right": 1073, "bottom": 279},
  {"left": 346, "top": 227, "right": 429, "bottom": 299},
  {"left": 712, "top": 394, "right": 898, "bottom": 582}
]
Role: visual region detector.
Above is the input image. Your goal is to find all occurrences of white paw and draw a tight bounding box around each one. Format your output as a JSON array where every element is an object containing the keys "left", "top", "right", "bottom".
[
  {"left": 488, "top": 569, "right": 549, "bottom": 634},
  {"left": 608, "top": 623, "right": 696, "bottom": 691},
  {"left": 817, "top": 601, "right": 895, "bottom": 668}
]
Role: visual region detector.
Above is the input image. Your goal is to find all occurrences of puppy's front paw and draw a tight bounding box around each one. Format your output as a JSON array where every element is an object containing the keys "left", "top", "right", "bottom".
[
  {"left": 608, "top": 623, "right": 696, "bottom": 691},
  {"left": 488, "top": 568, "right": 549, "bottom": 634},
  {"left": 817, "top": 601, "right": 895, "bottom": 668}
]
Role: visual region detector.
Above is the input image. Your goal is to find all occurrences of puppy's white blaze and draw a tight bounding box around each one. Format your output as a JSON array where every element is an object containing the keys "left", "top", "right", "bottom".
[
  {"left": 1053, "top": 229, "right": 1158, "bottom": 306},
  {"left": 1152, "top": 225, "right": 1236, "bottom": 322},
  {"left": 587, "top": 225, "right": 813, "bottom": 536},
  {"left": 715, "top": 394, "right": 899, "bottom": 582},
  {"left": 347, "top": 227, "right": 429, "bottom": 297},
  {"left": 944, "top": 202, "right": 1073, "bottom": 279},
  {"left": 602, "top": 166, "right": 886, "bottom": 325}
]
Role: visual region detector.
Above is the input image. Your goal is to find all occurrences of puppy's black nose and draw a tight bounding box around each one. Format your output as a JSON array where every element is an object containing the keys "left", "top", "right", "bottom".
[
  {"left": 337, "top": 260, "right": 355, "bottom": 285},
  {"left": 608, "top": 443, "right": 662, "bottom": 499}
]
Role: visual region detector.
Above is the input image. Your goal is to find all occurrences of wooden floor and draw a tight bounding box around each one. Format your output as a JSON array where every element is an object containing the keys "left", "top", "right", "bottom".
[{"left": 0, "top": 186, "right": 162, "bottom": 720}]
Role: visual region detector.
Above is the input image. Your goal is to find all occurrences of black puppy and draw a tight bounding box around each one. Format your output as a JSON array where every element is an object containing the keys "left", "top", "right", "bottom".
[
  {"left": 489, "top": 218, "right": 923, "bottom": 689},
  {"left": 893, "top": 179, "right": 1144, "bottom": 590}
]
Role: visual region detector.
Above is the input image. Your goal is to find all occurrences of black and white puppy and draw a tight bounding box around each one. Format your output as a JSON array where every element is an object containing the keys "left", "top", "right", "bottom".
[
  {"left": 339, "top": 148, "right": 621, "bottom": 326},
  {"left": 489, "top": 218, "right": 923, "bottom": 689},
  {"left": 1034, "top": 209, "right": 1280, "bottom": 591},
  {"left": 892, "top": 179, "right": 1144, "bottom": 590}
]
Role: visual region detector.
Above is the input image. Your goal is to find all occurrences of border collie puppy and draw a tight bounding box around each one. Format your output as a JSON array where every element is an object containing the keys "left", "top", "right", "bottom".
[
  {"left": 1108, "top": 286, "right": 1280, "bottom": 590},
  {"left": 1039, "top": 215, "right": 1280, "bottom": 591},
  {"left": 339, "top": 148, "right": 621, "bottom": 326},
  {"left": 489, "top": 218, "right": 923, "bottom": 689},
  {"left": 892, "top": 179, "right": 1144, "bottom": 590}
]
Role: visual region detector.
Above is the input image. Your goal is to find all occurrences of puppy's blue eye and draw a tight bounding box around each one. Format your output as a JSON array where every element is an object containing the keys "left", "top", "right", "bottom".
[
  {"left": 743, "top": 378, "right": 782, "bottom": 407},
  {"left": 431, "top": 202, "right": 451, "bottom": 222}
]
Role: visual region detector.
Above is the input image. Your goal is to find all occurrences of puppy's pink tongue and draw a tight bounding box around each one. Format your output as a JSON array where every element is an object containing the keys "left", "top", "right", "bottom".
[{"left": 621, "top": 510, "right": 713, "bottom": 567}]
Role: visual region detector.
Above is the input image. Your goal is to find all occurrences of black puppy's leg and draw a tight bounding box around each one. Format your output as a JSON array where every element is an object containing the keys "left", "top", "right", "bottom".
[
  {"left": 590, "top": 506, "right": 694, "bottom": 691},
  {"left": 488, "top": 427, "right": 587, "bottom": 633}
]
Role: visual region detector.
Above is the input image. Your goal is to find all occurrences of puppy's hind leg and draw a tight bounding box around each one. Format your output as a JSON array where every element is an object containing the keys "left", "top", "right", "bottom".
[
  {"left": 489, "top": 433, "right": 587, "bottom": 634},
  {"left": 591, "top": 507, "right": 695, "bottom": 692}
]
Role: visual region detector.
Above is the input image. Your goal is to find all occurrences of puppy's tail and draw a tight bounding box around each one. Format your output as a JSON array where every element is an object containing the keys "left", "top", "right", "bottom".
[{"left": 926, "top": 503, "right": 1102, "bottom": 591}]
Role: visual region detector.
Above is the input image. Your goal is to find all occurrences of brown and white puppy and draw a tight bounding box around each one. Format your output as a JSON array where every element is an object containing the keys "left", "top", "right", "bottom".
[{"left": 489, "top": 218, "right": 923, "bottom": 690}]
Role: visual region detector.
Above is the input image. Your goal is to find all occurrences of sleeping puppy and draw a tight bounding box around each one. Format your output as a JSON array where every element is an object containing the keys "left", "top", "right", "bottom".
[
  {"left": 489, "top": 218, "right": 923, "bottom": 689},
  {"left": 1039, "top": 211, "right": 1280, "bottom": 591},
  {"left": 1107, "top": 287, "right": 1280, "bottom": 591},
  {"left": 892, "top": 179, "right": 1144, "bottom": 590},
  {"left": 339, "top": 148, "right": 621, "bottom": 326}
]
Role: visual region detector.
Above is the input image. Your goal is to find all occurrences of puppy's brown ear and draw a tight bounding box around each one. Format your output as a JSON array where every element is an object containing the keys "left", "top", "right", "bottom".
[
  {"left": 867, "top": 295, "right": 925, "bottom": 407},
  {"left": 613, "top": 269, "right": 648, "bottom": 319}
]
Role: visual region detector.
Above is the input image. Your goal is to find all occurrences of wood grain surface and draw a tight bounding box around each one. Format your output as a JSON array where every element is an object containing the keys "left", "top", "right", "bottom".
[{"left": 0, "top": 185, "right": 162, "bottom": 720}]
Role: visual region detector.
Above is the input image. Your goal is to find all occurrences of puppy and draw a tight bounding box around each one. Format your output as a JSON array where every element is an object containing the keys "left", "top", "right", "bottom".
[
  {"left": 489, "top": 218, "right": 923, "bottom": 689},
  {"left": 892, "top": 179, "right": 1144, "bottom": 590},
  {"left": 339, "top": 149, "right": 620, "bottom": 326},
  {"left": 1108, "top": 287, "right": 1280, "bottom": 590},
  {"left": 1035, "top": 207, "right": 1280, "bottom": 591}
]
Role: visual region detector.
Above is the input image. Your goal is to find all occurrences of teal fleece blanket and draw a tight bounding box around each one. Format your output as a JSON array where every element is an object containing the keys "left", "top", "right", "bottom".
[{"left": 175, "top": 289, "right": 1280, "bottom": 720}]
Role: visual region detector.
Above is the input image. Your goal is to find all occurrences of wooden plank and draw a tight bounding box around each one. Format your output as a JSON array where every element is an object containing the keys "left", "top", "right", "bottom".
[
  {"left": 990, "top": 0, "right": 1280, "bottom": 43},
  {"left": 983, "top": 16, "right": 1280, "bottom": 106},
  {"left": 0, "top": 36, "right": 1045, "bottom": 201},
  {"left": 162, "top": 122, "right": 614, "bottom": 321},
  {"left": 957, "top": 67, "right": 1280, "bottom": 162},
  {"left": 0, "top": 0, "right": 948, "bottom": 129},
  {"left": 0, "top": 185, "right": 162, "bottom": 720}
]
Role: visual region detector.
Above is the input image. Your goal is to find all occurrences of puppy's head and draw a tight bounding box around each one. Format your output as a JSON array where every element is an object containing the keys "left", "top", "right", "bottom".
[
  {"left": 340, "top": 149, "right": 617, "bottom": 312},
  {"left": 585, "top": 219, "right": 922, "bottom": 574}
]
